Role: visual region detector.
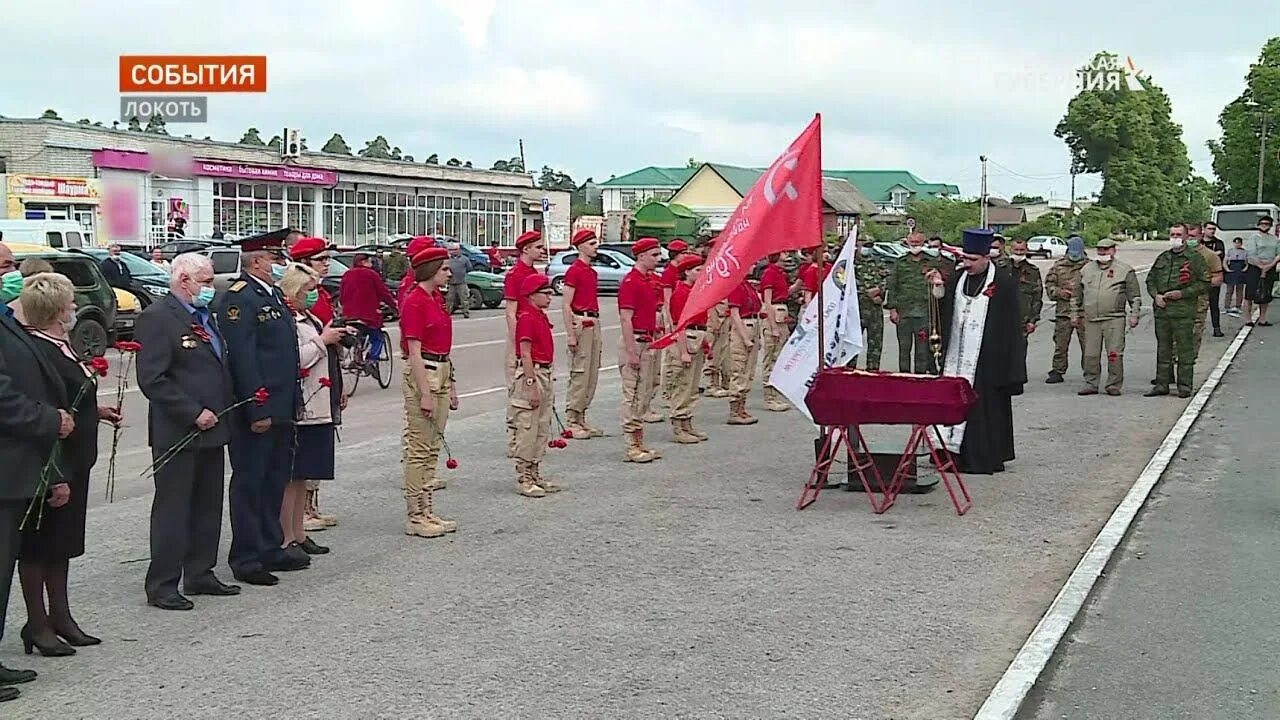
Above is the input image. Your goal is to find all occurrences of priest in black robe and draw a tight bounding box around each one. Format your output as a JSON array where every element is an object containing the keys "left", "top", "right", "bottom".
[{"left": 925, "top": 228, "right": 1026, "bottom": 474}]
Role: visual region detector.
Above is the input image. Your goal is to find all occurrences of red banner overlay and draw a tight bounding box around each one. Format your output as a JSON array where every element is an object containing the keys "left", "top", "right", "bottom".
[
  {"left": 119, "top": 55, "right": 267, "bottom": 93},
  {"left": 653, "top": 114, "right": 824, "bottom": 349}
]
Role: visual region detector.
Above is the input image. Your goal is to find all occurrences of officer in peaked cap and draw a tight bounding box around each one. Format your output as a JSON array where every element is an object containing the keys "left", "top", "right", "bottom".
[{"left": 214, "top": 230, "right": 305, "bottom": 586}]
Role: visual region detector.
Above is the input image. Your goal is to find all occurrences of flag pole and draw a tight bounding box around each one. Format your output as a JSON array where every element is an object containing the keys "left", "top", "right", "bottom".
[{"left": 816, "top": 239, "right": 826, "bottom": 372}]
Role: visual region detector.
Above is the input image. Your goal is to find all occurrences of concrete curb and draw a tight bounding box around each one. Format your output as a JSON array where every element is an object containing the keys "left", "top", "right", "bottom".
[{"left": 972, "top": 321, "right": 1253, "bottom": 720}]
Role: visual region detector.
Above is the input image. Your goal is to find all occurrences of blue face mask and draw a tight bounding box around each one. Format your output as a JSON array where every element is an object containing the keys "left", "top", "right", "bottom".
[
  {"left": 271, "top": 264, "right": 287, "bottom": 281},
  {"left": 304, "top": 289, "right": 319, "bottom": 309},
  {"left": 0, "top": 271, "right": 22, "bottom": 303},
  {"left": 192, "top": 286, "right": 216, "bottom": 308}
]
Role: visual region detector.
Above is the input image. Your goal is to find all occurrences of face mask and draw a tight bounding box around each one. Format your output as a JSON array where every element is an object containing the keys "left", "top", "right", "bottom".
[
  {"left": 1169, "top": 238, "right": 1185, "bottom": 249},
  {"left": 908, "top": 246, "right": 925, "bottom": 255},
  {"left": 1187, "top": 239, "right": 1199, "bottom": 248},
  {"left": 304, "top": 289, "right": 319, "bottom": 309},
  {"left": 989, "top": 248, "right": 1001, "bottom": 258},
  {"left": 192, "top": 286, "right": 216, "bottom": 308},
  {"left": 1096, "top": 253, "right": 1113, "bottom": 264},
  {"left": 0, "top": 270, "right": 22, "bottom": 302},
  {"left": 859, "top": 247, "right": 873, "bottom": 258},
  {"left": 271, "top": 263, "right": 287, "bottom": 281},
  {"left": 64, "top": 312, "right": 77, "bottom": 332},
  {"left": 1011, "top": 253, "right": 1027, "bottom": 263}
]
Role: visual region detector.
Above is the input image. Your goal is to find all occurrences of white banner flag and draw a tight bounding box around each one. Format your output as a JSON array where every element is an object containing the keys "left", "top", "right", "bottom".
[{"left": 768, "top": 231, "right": 865, "bottom": 420}]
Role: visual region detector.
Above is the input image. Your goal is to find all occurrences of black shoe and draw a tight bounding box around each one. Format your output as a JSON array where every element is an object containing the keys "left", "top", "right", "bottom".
[
  {"left": 50, "top": 619, "right": 101, "bottom": 647},
  {"left": 1177, "top": 388, "right": 1193, "bottom": 398},
  {"left": 266, "top": 547, "right": 310, "bottom": 572},
  {"left": 298, "top": 537, "right": 329, "bottom": 555},
  {"left": 1144, "top": 387, "right": 1170, "bottom": 397},
  {"left": 233, "top": 570, "right": 279, "bottom": 586},
  {"left": 20, "top": 625, "right": 74, "bottom": 657},
  {"left": 0, "top": 687, "right": 18, "bottom": 702},
  {"left": 1213, "top": 329, "right": 1225, "bottom": 337},
  {"left": 185, "top": 577, "right": 242, "bottom": 596},
  {"left": 1045, "top": 372, "right": 1064, "bottom": 384},
  {"left": 0, "top": 665, "right": 36, "bottom": 686},
  {"left": 147, "top": 594, "right": 194, "bottom": 611}
]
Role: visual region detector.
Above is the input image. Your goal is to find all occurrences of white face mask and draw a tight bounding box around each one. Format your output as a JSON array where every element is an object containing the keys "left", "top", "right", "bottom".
[
  {"left": 63, "top": 312, "right": 77, "bottom": 332},
  {"left": 1096, "top": 253, "right": 1113, "bottom": 264},
  {"left": 1011, "top": 253, "right": 1027, "bottom": 262},
  {"left": 1169, "top": 238, "right": 1185, "bottom": 249},
  {"left": 989, "top": 248, "right": 1001, "bottom": 258},
  {"left": 908, "top": 246, "right": 925, "bottom": 255}
]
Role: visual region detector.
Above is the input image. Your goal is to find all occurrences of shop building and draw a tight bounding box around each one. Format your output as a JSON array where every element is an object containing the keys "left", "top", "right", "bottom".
[{"left": 0, "top": 118, "right": 570, "bottom": 249}]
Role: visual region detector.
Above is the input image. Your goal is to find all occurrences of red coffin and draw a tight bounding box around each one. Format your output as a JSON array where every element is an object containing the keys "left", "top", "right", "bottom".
[{"left": 804, "top": 369, "right": 978, "bottom": 427}]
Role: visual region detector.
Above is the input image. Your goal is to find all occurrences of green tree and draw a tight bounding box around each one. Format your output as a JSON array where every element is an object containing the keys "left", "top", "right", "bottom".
[
  {"left": 492, "top": 159, "right": 511, "bottom": 171},
  {"left": 1005, "top": 213, "right": 1067, "bottom": 241},
  {"left": 1056, "top": 51, "right": 1192, "bottom": 231},
  {"left": 144, "top": 113, "right": 168, "bottom": 135},
  {"left": 321, "top": 133, "right": 353, "bottom": 155},
  {"left": 127, "top": 116, "right": 143, "bottom": 132},
  {"left": 359, "top": 135, "right": 394, "bottom": 159},
  {"left": 1178, "top": 175, "right": 1214, "bottom": 222},
  {"left": 687, "top": 157, "right": 701, "bottom": 168},
  {"left": 267, "top": 135, "right": 282, "bottom": 151},
  {"left": 1075, "top": 206, "right": 1134, "bottom": 244},
  {"left": 390, "top": 146, "right": 403, "bottom": 160},
  {"left": 76, "top": 118, "right": 92, "bottom": 125},
  {"left": 424, "top": 154, "right": 439, "bottom": 165},
  {"left": 538, "top": 166, "right": 577, "bottom": 192},
  {"left": 860, "top": 219, "right": 897, "bottom": 243},
  {"left": 904, "top": 198, "right": 981, "bottom": 243},
  {"left": 40, "top": 109, "right": 61, "bottom": 120},
  {"left": 1207, "top": 37, "right": 1280, "bottom": 204},
  {"left": 491, "top": 156, "right": 524, "bottom": 172},
  {"left": 1010, "top": 193, "right": 1045, "bottom": 204},
  {"left": 446, "top": 158, "right": 462, "bottom": 167},
  {"left": 239, "top": 127, "right": 266, "bottom": 146},
  {"left": 463, "top": 160, "right": 473, "bottom": 168}
]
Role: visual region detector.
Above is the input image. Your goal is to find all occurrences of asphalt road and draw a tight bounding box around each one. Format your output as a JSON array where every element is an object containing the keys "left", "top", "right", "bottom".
[
  {"left": 2, "top": 242, "right": 1250, "bottom": 719},
  {"left": 1022, "top": 334, "right": 1280, "bottom": 720}
]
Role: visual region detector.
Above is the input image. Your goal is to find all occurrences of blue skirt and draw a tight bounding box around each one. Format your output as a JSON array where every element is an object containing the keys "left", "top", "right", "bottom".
[{"left": 293, "top": 424, "right": 336, "bottom": 480}]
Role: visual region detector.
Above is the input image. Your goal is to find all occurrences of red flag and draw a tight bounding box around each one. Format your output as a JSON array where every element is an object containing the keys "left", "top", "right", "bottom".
[{"left": 652, "top": 114, "right": 823, "bottom": 349}]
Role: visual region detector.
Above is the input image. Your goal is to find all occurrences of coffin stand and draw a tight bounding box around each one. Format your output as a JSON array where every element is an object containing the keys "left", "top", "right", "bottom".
[{"left": 799, "top": 369, "right": 979, "bottom": 515}]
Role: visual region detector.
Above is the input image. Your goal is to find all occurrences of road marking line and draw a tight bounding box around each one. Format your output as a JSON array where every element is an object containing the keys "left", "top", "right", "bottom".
[
  {"left": 973, "top": 321, "right": 1252, "bottom": 720},
  {"left": 453, "top": 325, "right": 622, "bottom": 350},
  {"left": 457, "top": 364, "right": 622, "bottom": 398}
]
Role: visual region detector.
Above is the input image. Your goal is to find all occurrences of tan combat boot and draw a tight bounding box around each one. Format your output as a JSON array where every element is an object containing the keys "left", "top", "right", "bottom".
[
  {"left": 684, "top": 418, "right": 709, "bottom": 442},
  {"left": 307, "top": 487, "right": 338, "bottom": 527},
  {"left": 515, "top": 461, "right": 546, "bottom": 498},
  {"left": 405, "top": 496, "right": 446, "bottom": 538},
  {"left": 672, "top": 417, "right": 701, "bottom": 444},
  {"left": 636, "top": 428, "right": 663, "bottom": 459},
  {"left": 564, "top": 410, "right": 592, "bottom": 440},
  {"left": 642, "top": 410, "right": 665, "bottom": 424},
  {"left": 705, "top": 368, "right": 728, "bottom": 397},
  {"left": 419, "top": 491, "right": 456, "bottom": 533},
  {"left": 764, "top": 389, "right": 791, "bottom": 413},
  {"left": 580, "top": 411, "right": 604, "bottom": 438},
  {"left": 727, "top": 399, "right": 758, "bottom": 425},
  {"left": 624, "top": 432, "right": 656, "bottom": 463},
  {"left": 531, "top": 462, "right": 563, "bottom": 493}
]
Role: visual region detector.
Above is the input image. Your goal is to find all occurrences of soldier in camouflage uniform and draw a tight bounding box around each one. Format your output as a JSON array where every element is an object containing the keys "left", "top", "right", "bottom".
[
  {"left": 990, "top": 234, "right": 1012, "bottom": 273},
  {"left": 1009, "top": 239, "right": 1044, "bottom": 345},
  {"left": 1186, "top": 223, "right": 1224, "bottom": 357},
  {"left": 1043, "top": 236, "right": 1089, "bottom": 383},
  {"left": 885, "top": 233, "right": 950, "bottom": 374},
  {"left": 383, "top": 249, "right": 409, "bottom": 283},
  {"left": 1145, "top": 224, "right": 1209, "bottom": 398},
  {"left": 853, "top": 235, "right": 888, "bottom": 370}
]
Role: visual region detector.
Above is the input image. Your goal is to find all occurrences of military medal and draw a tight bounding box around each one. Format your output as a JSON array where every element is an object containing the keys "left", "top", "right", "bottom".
[{"left": 180, "top": 335, "right": 197, "bottom": 349}]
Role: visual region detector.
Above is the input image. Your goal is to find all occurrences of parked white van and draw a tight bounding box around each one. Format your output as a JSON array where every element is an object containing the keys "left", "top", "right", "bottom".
[
  {"left": 0, "top": 220, "right": 89, "bottom": 249},
  {"left": 1210, "top": 204, "right": 1280, "bottom": 245}
]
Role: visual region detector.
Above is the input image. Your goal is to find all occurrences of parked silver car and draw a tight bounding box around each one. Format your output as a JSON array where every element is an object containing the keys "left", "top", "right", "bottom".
[{"left": 546, "top": 248, "right": 634, "bottom": 295}]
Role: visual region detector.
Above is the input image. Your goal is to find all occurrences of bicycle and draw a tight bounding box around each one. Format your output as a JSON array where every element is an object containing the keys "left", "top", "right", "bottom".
[{"left": 336, "top": 319, "right": 393, "bottom": 397}]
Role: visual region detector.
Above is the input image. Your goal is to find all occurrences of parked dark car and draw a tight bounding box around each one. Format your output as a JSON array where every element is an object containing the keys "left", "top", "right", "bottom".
[
  {"left": 9, "top": 244, "right": 119, "bottom": 357},
  {"left": 71, "top": 247, "right": 171, "bottom": 309}
]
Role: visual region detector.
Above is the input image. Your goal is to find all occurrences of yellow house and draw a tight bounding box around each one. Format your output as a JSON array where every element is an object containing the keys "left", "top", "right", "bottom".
[{"left": 670, "top": 163, "right": 875, "bottom": 237}]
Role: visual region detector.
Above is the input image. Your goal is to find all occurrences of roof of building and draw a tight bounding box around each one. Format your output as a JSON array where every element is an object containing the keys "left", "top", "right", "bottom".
[
  {"left": 603, "top": 163, "right": 960, "bottom": 203},
  {"left": 986, "top": 206, "right": 1027, "bottom": 226},
  {"left": 599, "top": 166, "right": 697, "bottom": 188},
  {"left": 821, "top": 178, "right": 878, "bottom": 215}
]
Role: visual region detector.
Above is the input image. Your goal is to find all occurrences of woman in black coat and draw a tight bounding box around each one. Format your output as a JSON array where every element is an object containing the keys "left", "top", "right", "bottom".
[{"left": 14, "top": 273, "right": 121, "bottom": 656}]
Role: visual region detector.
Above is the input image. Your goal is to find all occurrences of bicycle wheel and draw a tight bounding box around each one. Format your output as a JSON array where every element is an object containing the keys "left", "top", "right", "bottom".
[
  {"left": 376, "top": 329, "right": 393, "bottom": 389},
  {"left": 341, "top": 341, "right": 363, "bottom": 398}
]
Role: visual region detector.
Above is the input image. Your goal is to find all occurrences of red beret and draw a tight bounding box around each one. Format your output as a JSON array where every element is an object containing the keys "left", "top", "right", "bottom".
[
  {"left": 571, "top": 228, "right": 597, "bottom": 246},
  {"left": 667, "top": 239, "right": 689, "bottom": 253},
  {"left": 519, "top": 272, "right": 552, "bottom": 297},
  {"left": 674, "top": 253, "right": 702, "bottom": 272},
  {"left": 406, "top": 235, "right": 435, "bottom": 257},
  {"left": 290, "top": 237, "right": 333, "bottom": 260},
  {"left": 411, "top": 247, "right": 449, "bottom": 268},
  {"left": 516, "top": 231, "right": 542, "bottom": 249},
  {"left": 632, "top": 237, "right": 660, "bottom": 255}
]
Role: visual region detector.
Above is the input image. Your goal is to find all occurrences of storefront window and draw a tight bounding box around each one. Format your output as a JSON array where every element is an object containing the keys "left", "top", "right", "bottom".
[
  {"left": 213, "top": 182, "right": 314, "bottom": 237},
  {"left": 321, "top": 186, "right": 519, "bottom": 246}
]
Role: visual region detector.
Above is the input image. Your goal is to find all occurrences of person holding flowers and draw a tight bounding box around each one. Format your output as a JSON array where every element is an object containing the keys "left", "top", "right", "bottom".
[
  {"left": 279, "top": 264, "right": 349, "bottom": 556},
  {"left": 0, "top": 245, "right": 76, "bottom": 702},
  {"left": 11, "top": 273, "right": 120, "bottom": 655},
  {"left": 135, "top": 253, "right": 240, "bottom": 611},
  {"left": 399, "top": 247, "right": 459, "bottom": 538}
]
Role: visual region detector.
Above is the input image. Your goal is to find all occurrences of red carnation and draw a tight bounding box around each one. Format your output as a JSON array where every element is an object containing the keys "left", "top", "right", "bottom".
[
  {"left": 982, "top": 283, "right": 997, "bottom": 298},
  {"left": 1107, "top": 351, "right": 1119, "bottom": 363},
  {"left": 89, "top": 356, "right": 110, "bottom": 377},
  {"left": 445, "top": 458, "right": 459, "bottom": 470},
  {"left": 561, "top": 429, "right": 574, "bottom": 440},
  {"left": 917, "top": 329, "right": 927, "bottom": 341},
  {"left": 299, "top": 367, "right": 311, "bottom": 379},
  {"left": 113, "top": 340, "right": 142, "bottom": 353},
  {"left": 548, "top": 440, "right": 557, "bottom": 449},
  {"left": 253, "top": 387, "right": 270, "bottom": 406},
  {"left": 318, "top": 377, "right": 333, "bottom": 388},
  {"left": 554, "top": 439, "right": 568, "bottom": 449}
]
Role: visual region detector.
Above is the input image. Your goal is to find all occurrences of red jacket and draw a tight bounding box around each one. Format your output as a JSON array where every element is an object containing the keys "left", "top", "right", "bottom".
[
  {"left": 312, "top": 287, "right": 335, "bottom": 325},
  {"left": 339, "top": 266, "right": 396, "bottom": 327}
]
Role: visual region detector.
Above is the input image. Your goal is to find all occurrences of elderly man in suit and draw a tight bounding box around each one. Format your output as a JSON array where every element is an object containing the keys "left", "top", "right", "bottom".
[
  {"left": 0, "top": 242, "right": 75, "bottom": 702},
  {"left": 136, "top": 253, "right": 239, "bottom": 611}
]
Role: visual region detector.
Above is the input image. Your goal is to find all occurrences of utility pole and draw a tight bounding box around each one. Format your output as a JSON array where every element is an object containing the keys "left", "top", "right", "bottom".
[
  {"left": 518, "top": 138, "right": 527, "bottom": 175},
  {"left": 1257, "top": 112, "right": 1268, "bottom": 204},
  {"left": 1069, "top": 169, "right": 1077, "bottom": 231},
  {"left": 979, "top": 155, "right": 989, "bottom": 229}
]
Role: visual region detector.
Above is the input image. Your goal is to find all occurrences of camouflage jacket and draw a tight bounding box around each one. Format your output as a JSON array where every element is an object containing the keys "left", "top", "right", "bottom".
[
  {"left": 1146, "top": 249, "right": 1209, "bottom": 319},
  {"left": 383, "top": 251, "right": 409, "bottom": 281},
  {"left": 1011, "top": 259, "right": 1044, "bottom": 325},
  {"left": 1044, "top": 257, "right": 1089, "bottom": 318},
  {"left": 885, "top": 254, "right": 950, "bottom": 317},
  {"left": 854, "top": 256, "right": 888, "bottom": 308}
]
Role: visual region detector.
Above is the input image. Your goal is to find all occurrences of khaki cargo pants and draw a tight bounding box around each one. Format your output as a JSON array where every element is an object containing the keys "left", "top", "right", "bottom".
[
  {"left": 619, "top": 337, "right": 659, "bottom": 433},
  {"left": 402, "top": 359, "right": 452, "bottom": 498},
  {"left": 1052, "top": 316, "right": 1085, "bottom": 375},
  {"left": 705, "top": 305, "right": 732, "bottom": 387},
  {"left": 729, "top": 319, "right": 761, "bottom": 402},
  {"left": 508, "top": 365, "right": 554, "bottom": 463},
  {"left": 566, "top": 316, "right": 602, "bottom": 414},
  {"left": 760, "top": 304, "right": 788, "bottom": 402},
  {"left": 1081, "top": 318, "right": 1126, "bottom": 392},
  {"left": 667, "top": 328, "right": 707, "bottom": 420}
]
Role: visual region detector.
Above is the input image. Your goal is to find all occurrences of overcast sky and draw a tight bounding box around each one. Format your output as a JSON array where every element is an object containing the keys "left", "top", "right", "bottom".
[{"left": 1, "top": 0, "right": 1274, "bottom": 200}]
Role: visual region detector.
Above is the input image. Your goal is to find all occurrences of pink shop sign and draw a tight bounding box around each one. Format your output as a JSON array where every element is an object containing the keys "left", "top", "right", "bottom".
[{"left": 193, "top": 160, "right": 337, "bottom": 186}]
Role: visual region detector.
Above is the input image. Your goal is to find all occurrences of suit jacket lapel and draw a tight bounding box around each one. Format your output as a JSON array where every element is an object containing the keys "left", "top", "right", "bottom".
[
  {"left": 165, "top": 295, "right": 223, "bottom": 363},
  {"left": 0, "top": 312, "right": 69, "bottom": 406}
]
